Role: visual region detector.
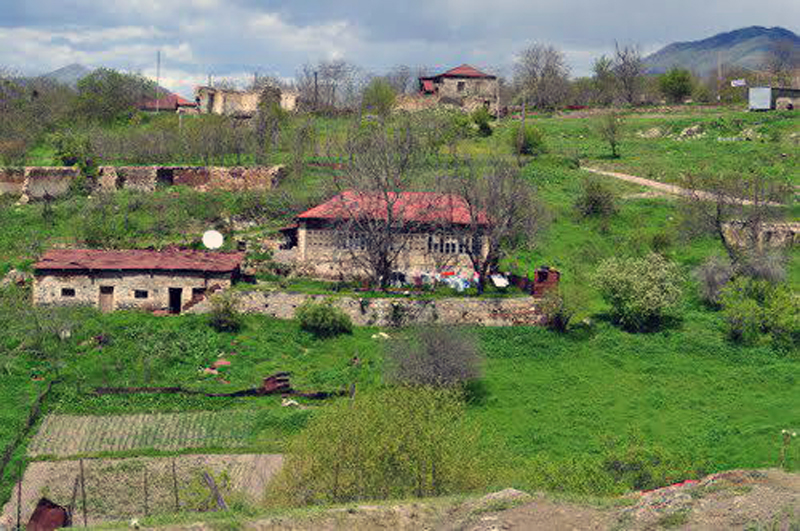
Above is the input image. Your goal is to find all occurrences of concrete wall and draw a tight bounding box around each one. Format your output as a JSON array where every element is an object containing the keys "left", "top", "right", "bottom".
[
  {"left": 191, "top": 290, "right": 544, "bottom": 326},
  {"left": 33, "top": 271, "right": 233, "bottom": 312}
]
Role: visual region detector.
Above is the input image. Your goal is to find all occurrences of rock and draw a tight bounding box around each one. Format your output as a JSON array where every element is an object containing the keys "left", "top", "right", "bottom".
[
  {"left": 678, "top": 125, "right": 705, "bottom": 139},
  {"left": 637, "top": 127, "right": 662, "bottom": 139},
  {"left": 1, "top": 268, "right": 30, "bottom": 287},
  {"left": 281, "top": 398, "right": 300, "bottom": 407}
]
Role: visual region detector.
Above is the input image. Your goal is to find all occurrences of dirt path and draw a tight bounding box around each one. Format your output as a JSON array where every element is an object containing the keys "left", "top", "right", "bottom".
[{"left": 582, "top": 166, "right": 786, "bottom": 206}]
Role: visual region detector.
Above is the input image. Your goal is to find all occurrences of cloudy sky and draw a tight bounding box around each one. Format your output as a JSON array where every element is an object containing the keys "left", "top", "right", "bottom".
[{"left": 1, "top": 0, "right": 798, "bottom": 97}]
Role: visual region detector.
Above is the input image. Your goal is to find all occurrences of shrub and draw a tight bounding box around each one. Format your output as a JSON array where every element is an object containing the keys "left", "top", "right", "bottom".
[
  {"left": 385, "top": 326, "right": 482, "bottom": 386},
  {"left": 694, "top": 256, "right": 734, "bottom": 307},
  {"left": 208, "top": 291, "right": 243, "bottom": 333},
  {"left": 270, "top": 386, "right": 486, "bottom": 505},
  {"left": 595, "top": 111, "right": 624, "bottom": 158},
  {"left": 508, "top": 123, "right": 546, "bottom": 156},
  {"left": 295, "top": 299, "right": 353, "bottom": 337},
  {"left": 574, "top": 176, "right": 617, "bottom": 220},
  {"left": 471, "top": 106, "right": 493, "bottom": 137},
  {"left": 737, "top": 251, "right": 787, "bottom": 284},
  {"left": 362, "top": 78, "right": 396, "bottom": 119},
  {"left": 593, "top": 253, "right": 683, "bottom": 331},
  {"left": 720, "top": 277, "right": 798, "bottom": 347},
  {"left": 540, "top": 290, "right": 577, "bottom": 333},
  {"left": 658, "top": 68, "right": 694, "bottom": 104}
]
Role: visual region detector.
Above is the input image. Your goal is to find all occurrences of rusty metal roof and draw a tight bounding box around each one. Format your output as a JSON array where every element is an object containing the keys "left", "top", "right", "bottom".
[
  {"left": 35, "top": 249, "right": 245, "bottom": 273},
  {"left": 421, "top": 64, "right": 496, "bottom": 80}
]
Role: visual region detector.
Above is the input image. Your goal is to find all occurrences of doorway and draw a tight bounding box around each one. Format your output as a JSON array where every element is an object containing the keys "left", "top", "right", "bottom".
[
  {"left": 168, "top": 288, "right": 183, "bottom": 314},
  {"left": 99, "top": 286, "right": 114, "bottom": 313}
]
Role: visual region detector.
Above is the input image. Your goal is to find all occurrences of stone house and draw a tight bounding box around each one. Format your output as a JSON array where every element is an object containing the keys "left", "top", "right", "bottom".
[
  {"left": 195, "top": 87, "right": 299, "bottom": 117},
  {"left": 33, "top": 249, "right": 245, "bottom": 313},
  {"left": 280, "top": 191, "right": 489, "bottom": 279},
  {"left": 418, "top": 64, "right": 499, "bottom": 113}
]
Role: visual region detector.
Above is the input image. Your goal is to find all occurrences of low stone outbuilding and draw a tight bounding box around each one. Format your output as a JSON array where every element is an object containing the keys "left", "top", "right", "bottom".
[{"left": 33, "top": 249, "right": 245, "bottom": 313}]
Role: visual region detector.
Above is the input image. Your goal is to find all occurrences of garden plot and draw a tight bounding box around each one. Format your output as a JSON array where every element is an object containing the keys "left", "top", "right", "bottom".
[
  {"left": 0, "top": 454, "right": 283, "bottom": 527},
  {"left": 28, "top": 411, "right": 261, "bottom": 457}
]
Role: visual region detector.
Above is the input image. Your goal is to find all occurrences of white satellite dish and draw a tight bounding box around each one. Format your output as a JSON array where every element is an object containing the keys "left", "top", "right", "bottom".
[{"left": 202, "top": 230, "right": 224, "bottom": 250}]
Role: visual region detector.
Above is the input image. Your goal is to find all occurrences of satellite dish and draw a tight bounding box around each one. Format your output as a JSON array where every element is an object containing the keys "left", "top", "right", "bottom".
[{"left": 202, "top": 230, "right": 224, "bottom": 250}]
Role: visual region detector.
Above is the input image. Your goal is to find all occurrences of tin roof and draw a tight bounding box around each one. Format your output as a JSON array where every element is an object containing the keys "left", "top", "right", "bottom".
[
  {"left": 296, "top": 191, "right": 488, "bottom": 226},
  {"left": 421, "top": 64, "right": 496, "bottom": 80},
  {"left": 35, "top": 249, "right": 244, "bottom": 273}
]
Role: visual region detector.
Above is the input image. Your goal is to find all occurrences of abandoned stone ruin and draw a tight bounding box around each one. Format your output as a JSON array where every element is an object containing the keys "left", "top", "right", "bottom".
[{"left": 0, "top": 164, "right": 286, "bottom": 201}]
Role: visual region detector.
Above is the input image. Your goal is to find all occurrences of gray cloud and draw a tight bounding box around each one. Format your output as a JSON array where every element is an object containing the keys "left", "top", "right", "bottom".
[{"left": 0, "top": 0, "right": 797, "bottom": 96}]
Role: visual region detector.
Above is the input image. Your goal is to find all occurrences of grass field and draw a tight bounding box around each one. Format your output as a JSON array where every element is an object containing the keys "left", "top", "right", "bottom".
[{"left": 1, "top": 104, "right": 798, "bottom": 509}]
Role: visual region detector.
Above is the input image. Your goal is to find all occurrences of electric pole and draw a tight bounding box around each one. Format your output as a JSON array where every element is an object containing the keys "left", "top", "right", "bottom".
[{"left": 156, "top": 50, "right": 161, "bottom": 112}]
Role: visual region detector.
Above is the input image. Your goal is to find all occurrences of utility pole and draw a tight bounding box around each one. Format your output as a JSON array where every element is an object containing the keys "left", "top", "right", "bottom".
[
  {"left": 155, "top": 50, "right": 161, "bottom": 113},
  {"left": 314, "top": 71, "right": 318, "bottom": 111},
  {"left": 716, "top": 51, "right": 722, "bottom": 103}
]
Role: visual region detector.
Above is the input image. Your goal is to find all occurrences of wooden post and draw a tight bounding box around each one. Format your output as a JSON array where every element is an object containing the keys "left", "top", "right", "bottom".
[
  {"left": 79, "top": 459, "right": 87, "bottom": 527},
  {"left": 171, "top": 458, "right": 180, "bottom": 512},
  {"left": 143, "top": 468, "right": 149, "bottom": 517},
  {"left": 16, "top": 462, "right": 22, "bottom": 531}
]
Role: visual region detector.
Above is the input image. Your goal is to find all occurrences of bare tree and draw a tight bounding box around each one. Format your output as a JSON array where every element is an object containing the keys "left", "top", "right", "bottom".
[
  {"left": 514, "top": 44, "right": 571, "bottom": 110},
  {"left": 680, "top": 172, "right": 792, "bottom": 264},
  {"left": 613, "top": 43, "right": 645, "bottom": 105},
  {"left": 439, "top": 158, "right": 546, "bottom": 294},
  {"left": 384, "top": 65, "right": 414, "bottom": 95},
  {"left": 765, "top": 40, "right": 800, "bottom": 87},
  {"left": 328, "top": 121, "right": 423, "bottom": 288}
]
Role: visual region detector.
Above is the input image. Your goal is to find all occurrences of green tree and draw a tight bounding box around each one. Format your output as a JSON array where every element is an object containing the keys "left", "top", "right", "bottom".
[
  {"left": 75, "top": 68, "right": 155, "bottom": 123},
  {"left": 596, "top": 111, "right": 624, "bottom": 158},
  {"left": 362, "top": 78, "right": 396, "bottom": 119},
  {"left": 658, "top": 68, "right": 694, "bottom": 104}
]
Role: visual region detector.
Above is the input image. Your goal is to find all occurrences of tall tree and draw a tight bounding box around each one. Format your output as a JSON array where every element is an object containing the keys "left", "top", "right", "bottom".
[
  {"left": 439, "top": 158, "right": 546, "bottom": 294},
  {"left": 75, "top": 68, "right": 155, "bottom": 123},
  {"left": 613, "top": 43, "right": 645, "bottom": 105},
  {"left": 592, "top": 55, "right": 616, "bottom": 105},
  {"left": 514, "top": 44, "right": 571, "bottom": 110}
]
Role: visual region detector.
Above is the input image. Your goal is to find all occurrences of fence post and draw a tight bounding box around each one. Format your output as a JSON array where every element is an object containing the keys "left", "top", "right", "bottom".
[
  {"left": 143, "top": 468, "right": 149, "bottom": 517},
  {"left": 16, "top": 462, "right": 22, "bottom": 531},
  {"left": 79, "top": 459, "right": 87, "bottom": 527},
  {"left": 171, "top": 458, "right": 180, "bottom": 512}
]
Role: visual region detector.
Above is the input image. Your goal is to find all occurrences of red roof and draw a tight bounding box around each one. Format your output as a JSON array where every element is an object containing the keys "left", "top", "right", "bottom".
[
  {"left": 429, "top": 64, "right": 495, "bottom": 79},
  {"left": 421, "top": 79, "right": 435, "bottom": 92},
  {"left": 138, "top": 93, "right": 197, "bottom": 111},
  {"left": 35, "top": 249, "right": 244, "bottom": 273},
  {"left": 296, "top": 191, "right": 488, "bottom": 226}
]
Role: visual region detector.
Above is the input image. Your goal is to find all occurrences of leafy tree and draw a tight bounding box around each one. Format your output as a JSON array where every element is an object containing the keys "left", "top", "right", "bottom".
[
  {"left": 271, "top": 386, "right": 486, "bottom": 505},
  {"left": 658, "top": 68, "right": 694, "bottom": 104},
  {"left": 592, "top": 55, "right": 616, "bottom": 105},
  {"left": 361, "top": 78, "right": 396, "bottom": 119},
  {"left": 471, "top": 106, "right": 493, "bottom": 137},
  {"left": 75, "top": 68, "right": 155, "bottom": 123},
  {"left": 594, "top": 253, "right": 683, "bottom": 331}
]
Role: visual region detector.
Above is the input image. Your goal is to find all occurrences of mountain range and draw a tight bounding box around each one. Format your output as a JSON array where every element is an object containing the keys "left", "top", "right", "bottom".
[{"left": 644, "top": 26, "right": 800, "bottom": 76}]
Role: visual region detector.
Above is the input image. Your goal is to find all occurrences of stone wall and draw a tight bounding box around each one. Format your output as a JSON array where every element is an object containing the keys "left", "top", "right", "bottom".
[
  {"left": 0, "top": 167, "right": 25, "bottom": 195},
  {"left": 189, "top": 290, "right": 544, "bottom": 326},
  {"left": 22, "top": 167, "right": 79, "bottom": 200},
  {"left": 34, "top": 271, "right": 232, "bottom": 312}
]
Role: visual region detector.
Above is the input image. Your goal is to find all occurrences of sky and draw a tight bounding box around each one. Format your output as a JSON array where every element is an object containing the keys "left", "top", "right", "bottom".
[{"left": 0, "top": 0, "right": 798, "bottom": 97}]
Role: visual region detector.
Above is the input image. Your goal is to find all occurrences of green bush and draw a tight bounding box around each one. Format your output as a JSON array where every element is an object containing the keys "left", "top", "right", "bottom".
[
  {"left": 659, "top": 68, "right": 694, "bottom": 104},
  {"left": 270, "top": 386, "right": 487, "bottom": 505},
  {"left": 594, "top": 253, "right": 683, "bottom": 331},
  {"left": 362, "top": 78, "right": 396, "bottom": 119},
  {"left": 208, "top": 291, "right": 243, "bottom": 333},
  {"left": 720, "top": 277, "right": 798, "bottom": 347},
  {"left": 295, "top": 299, "right": 353, "bottom": 337},
  {"left": 471, "top": 106, "right": 493, "bottom": 137},
  {"left": 508, "top": 123, "right": 546, "bottom": 156},
  {"left": 574, "top": 176, "right": 617, "bottom": 220}
]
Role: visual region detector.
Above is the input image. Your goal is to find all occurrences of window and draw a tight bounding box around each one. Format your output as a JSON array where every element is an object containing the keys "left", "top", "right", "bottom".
[
  {"left": 61, "top": 288, "right": 75, "bottom": 298},
  {"left": 338, "top": 232, "right": 367, "bottom": 251},
  {"left": 134, "top": 290, "right": 149, "bottom": 299},
  {"left": 457, "top": 81, "right": 466, "bottom": 93}
]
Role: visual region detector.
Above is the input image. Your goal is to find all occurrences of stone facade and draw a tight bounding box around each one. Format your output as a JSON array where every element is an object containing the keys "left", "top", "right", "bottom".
[
  {"left": 294, "top": 222, "right": 482, "bottom": 279},
  {"left": 34, "top": 270, "right": 232, "bottom": 313},
  {"left": 190, "top": 290, "right": 544, "bottom": 327},
  {"left": 0, "top": 167, "right": 81, "bottom": 200},
  {"left": 0, "top": 167, "right": 25, "bottom": 195},
  {"left": 195, "top": 87, "right": 299, "bottom": 117}
]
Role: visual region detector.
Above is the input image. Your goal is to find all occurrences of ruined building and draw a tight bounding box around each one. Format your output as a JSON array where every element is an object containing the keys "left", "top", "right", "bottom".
[
  {"left": 33, "top": 249, "right": 245, "bottom": 314},
  {"left": 417, "top": 64, "right": 499, "bottom": 113},
  {"left": 195, "top": 87, "right": 298, "bottom": 117}
]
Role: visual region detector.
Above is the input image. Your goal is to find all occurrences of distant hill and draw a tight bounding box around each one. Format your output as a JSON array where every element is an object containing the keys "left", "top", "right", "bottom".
[
  {"left": 40, "top": 63, "right": 93, "bottom": 88},
  {"left": 644, "top": 26, "right": 800, "bottom": 76}
]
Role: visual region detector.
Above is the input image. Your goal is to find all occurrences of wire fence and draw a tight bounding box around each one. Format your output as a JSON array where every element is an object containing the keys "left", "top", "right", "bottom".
[{"left": 2, "top": 453, "right": 283, "bottom": 528}]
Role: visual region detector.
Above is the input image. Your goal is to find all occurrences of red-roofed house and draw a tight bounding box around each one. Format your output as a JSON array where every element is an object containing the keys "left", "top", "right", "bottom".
[
  {"left": 33, "top": 249, "right": 245, "bottom": 313},
  {"left": 137, "top": 92, "right": 199, "bottom": 114},
  {"left": 418, "top": 64, "right": 499, "bottom": 112},
  {"left": 281, "top": 191, "right": 489, "bottom": 278}
]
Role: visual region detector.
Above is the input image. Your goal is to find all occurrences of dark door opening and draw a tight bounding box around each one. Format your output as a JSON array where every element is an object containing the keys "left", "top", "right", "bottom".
[
  {"left": 156, "top": 168, "right": 175, "bottom": 187},
  {"left": 168, "top": 288, "right": 183, "bottom": 314}
]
